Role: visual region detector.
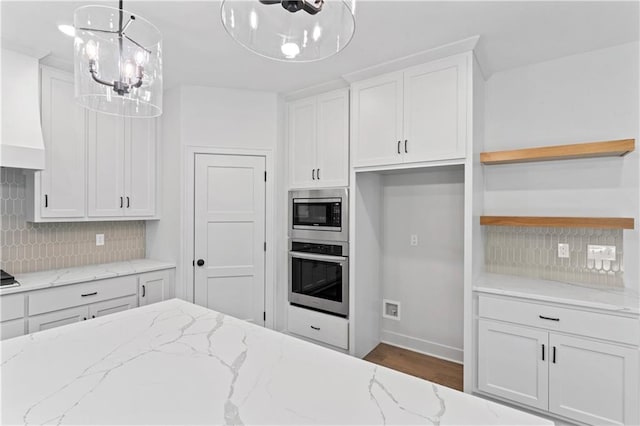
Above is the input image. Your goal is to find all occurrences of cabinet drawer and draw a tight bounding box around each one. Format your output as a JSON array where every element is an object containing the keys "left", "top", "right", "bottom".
[
  {"left": 1, "top": 318, "right": 26, "bottom": 340},
  {"left": 479, "top": 295, "right": 639, "bottom": 346},
  {"left": 287, "top": 305, "right": 348, "bottom": 349},
  {"left": 1, "top": 294, "right": 25, "bottom": 321},
  {"left": 29, "top": 276, "right": 138, "bottom": 315}
]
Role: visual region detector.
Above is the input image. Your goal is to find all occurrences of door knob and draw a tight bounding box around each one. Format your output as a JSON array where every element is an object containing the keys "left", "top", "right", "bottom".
[{"left": 197, "top": 259, "right": 205, "bottom": 267}]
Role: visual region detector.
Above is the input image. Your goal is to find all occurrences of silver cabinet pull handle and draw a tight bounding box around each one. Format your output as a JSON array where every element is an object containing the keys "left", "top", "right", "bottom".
[
  {"left": 44, "top": 194, "right": 48, "bottom": 208},
  {"left": 126, "top": 196, "right": 130, "bottom": 208},
  {"left": 81, "top": 292, "right": 98, "bottom": 297},
  {"left": 120, "top": 196, "right": 123, "bottom": 208},
  {"left": 397, "top": 141, "right": 401, "bottom": 154},
  {"left": 317, "top": 169, "right": 320, "bottom": 180},
  {"left": 542, "top": 344, "right": 545, "bottom": 361},
  {"left": 405, "top": 139, "right": 408, "bottom": 153},
  {"left": 312, "top": 169, "right": 315, "bottom": 180},
  {"left": 142, "top": 284, "right": 146, "bottom": 297},
  {"left": 310, "top": 325, "right": 320, "bottom": 331}
]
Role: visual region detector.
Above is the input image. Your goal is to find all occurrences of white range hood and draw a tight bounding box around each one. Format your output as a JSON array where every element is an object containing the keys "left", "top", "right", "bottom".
[{"left": 1, "top": 48, "right": 45, "bottom": 170}]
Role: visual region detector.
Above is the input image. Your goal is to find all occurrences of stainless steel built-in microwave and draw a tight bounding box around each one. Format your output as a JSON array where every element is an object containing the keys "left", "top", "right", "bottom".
[{"left": 288, "top": 188, "right": 348, "bottom": 242}]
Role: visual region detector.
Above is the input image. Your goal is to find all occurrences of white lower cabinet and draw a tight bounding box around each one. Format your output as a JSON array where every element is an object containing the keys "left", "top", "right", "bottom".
[
  {"left": 477, "top": 295, "right": 639, "bottom": 425},
  {"left": 138, "top": 270, "right": 174, "bottom": 306},
  {"left": 89, "top": 295, "right": 138, "bottom": 319},
  {"left": 29, "top": 305, "right": 89, "bottom": 332},
  {"left": 287, "top": 304, "right": 348, "bottom": 350},
  {"left": 1, "top": 293, "right": 25, "bottom": 340},
  {"left": 548, "top": 334, "right": 638, "bottom": 425},
  {"left": 478, "top": 320, "right": 548, "bottom": 410}
]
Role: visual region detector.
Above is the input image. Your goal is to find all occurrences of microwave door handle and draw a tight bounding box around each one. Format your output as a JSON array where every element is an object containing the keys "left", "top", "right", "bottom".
[{"left": 289, "top": 252, "right": 348, "bottom": 262}]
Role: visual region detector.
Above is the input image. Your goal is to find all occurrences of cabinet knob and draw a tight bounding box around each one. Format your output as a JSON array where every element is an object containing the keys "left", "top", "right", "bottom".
[
  {"left": 196, "top": 259, "right": 205, "bottom": 267},
  {"left": 83, "top": 317, "right": 87, "bottom": 321}
]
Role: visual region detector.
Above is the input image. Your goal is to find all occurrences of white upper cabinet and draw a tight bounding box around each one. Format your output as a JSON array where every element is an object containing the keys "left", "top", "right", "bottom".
[
  {"left": 316, "top": 90, "right": 349, "bottom": 187},
  {"left": 27, "top": 67, "right": 158, "bottom": 222},
  {"left": 87, "top": 112, "right": 125, "bottom": 217},
  {"left": 351, "top": 53, "right": 468, "bottom": 168},
  {"left": 288, "top": 89, "right": 349, "bottom": 189},
  {"left": 87, "top": 113, "right": 157, "bottom": 218},
  {"left": 351, "top": 72, "right": 403, "bottom": 167},
  {"left": 288, "top": 98, "right": 317, "bottom": 188},
  {"left": 124, "top": 118, "right": 157, "bottom": 217},
  {"left": 36, "top": 67, "right": 86, "bottom": 218},
  {"left": 403, "top": 56, "right": 466, "bottom": 162}
]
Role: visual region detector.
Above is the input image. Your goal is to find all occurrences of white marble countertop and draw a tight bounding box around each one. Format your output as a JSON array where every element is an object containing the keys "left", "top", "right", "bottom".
[
  {"left": 0, "top": 259, "right": 176, "bottom": 296},
  {"left": 475, "top": 273, "right": 640, "bottom": 315},
  {"left": 1, "top": 299, "right": 551, "bottom": 425}
]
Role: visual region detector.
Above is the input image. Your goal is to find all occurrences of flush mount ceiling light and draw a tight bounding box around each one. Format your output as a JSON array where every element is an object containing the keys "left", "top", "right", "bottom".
[
  {"left": 221, "top": 0, "right": 356, "bottom": 62},
  {"left": 73, "top": 0, "right": 162, "bottom": 117}
]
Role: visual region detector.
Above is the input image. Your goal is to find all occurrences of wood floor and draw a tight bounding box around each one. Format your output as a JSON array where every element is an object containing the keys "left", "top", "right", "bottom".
[{"left": 364, "top": 343, "right": 463, "bottom": 391}]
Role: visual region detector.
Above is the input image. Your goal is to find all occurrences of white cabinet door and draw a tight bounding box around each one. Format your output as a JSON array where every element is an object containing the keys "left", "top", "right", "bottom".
[
  {"left": 1, "top": 319, "right": 25, "bottom": 340},
  {"left": 351, "top": 72, "right": 403, "bottom": 167},
  {"left": 288, "top": 98, "right": 317, "bottom": 188},
  {"left": 39, "top": 67, "right": 86, "bottom": 218},
  {"left": 88, "top": 295, "right": 137, "bottom": 319},
  {"left": 316, "top": 90, "right": 349, "bottom": 187},
  {"left": 403, "top": 55, "right": 467, "bottom": 163},
  {"left": 28, "top": 306, "right": 89, "bottom": 333},
  {"left": 478, "top": 320, "right": 549, "bottom": 410},
  {"left": 87, "top": 112, "right": 125, "bottom": 217},
  {"left": 124, "top": 118, "right": 156, "bottom": 217},
  {"left": 549, "top": 334, "right": 639, "bottom": 425},
  {"left": 139, "top": 270, "right": 174, "bottom": 306}
]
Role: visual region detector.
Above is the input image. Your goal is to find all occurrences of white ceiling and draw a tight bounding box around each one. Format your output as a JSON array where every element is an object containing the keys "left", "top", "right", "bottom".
[{"left": 2, "top": 1, "right": 638, "bottom": 93}]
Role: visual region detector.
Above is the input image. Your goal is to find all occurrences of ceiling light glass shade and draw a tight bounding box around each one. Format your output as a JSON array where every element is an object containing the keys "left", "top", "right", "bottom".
[
  {"left": 73, "top": 5, "right": 162, "bottom": 118},
  {"left": 221, "top": 0, "right": 356, "bottom": 62}
]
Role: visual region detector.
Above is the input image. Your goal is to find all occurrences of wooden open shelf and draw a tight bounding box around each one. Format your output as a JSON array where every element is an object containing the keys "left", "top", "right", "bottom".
[
  {"left": 480, "top": 139, "right": 635, "bottom": 165},
  {"left": 480, "top": 216, "right": 635, "bottom": 230}
]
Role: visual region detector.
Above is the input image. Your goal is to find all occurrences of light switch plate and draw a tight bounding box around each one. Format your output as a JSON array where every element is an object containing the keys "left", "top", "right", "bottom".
[
  {"left": 558, "top": 243, "right": 570, "bottom": 258},
  {"left": 587, "top": 244, "right": 616, "bottom": 261},
  {"left": 96, "top": 234, "right": 105, "bottom": 246},
  {"left": 410, "top": 234, "right": 418, "bottom": 246}
]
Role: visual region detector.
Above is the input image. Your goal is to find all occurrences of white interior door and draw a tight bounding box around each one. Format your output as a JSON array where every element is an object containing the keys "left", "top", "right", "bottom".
[{"left": 194, "top": 154, "right": 266, "bottom": 324}]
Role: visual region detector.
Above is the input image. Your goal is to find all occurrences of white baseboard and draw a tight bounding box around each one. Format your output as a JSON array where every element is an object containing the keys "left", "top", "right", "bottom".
[{"left": 380, "top": 329, "right": 463, "bottom": 364}]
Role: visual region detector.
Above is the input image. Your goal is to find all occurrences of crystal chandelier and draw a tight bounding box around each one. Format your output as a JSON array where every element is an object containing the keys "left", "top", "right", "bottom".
[
  {"left": 73, "top": 0, "right": 162, "bottom": 117},
  {"left": 221, "top": 0, "right": 356, "bottom": 62}
]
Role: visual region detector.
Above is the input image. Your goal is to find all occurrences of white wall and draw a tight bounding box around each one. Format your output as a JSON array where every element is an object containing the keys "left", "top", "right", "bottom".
[
  {"left": 484, "top": 41, "right": 639, "bottom": 290},
  {"left": 146, "top": 86, "right": 283, "bottom": 318},
  {"left": 380, "top": 167, "right": 465, "bottom": 363}
]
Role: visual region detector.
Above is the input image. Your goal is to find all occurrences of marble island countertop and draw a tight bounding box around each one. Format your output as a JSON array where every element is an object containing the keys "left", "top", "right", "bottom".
[
  {"left": 0, "top": 259, "right": 176, "bottom": 296},
  {"left": 1, "top": 299, "right": 551, "bottom": 425},
  {"left": 475, "top": 273, "right": 640, "bottom": 315}
]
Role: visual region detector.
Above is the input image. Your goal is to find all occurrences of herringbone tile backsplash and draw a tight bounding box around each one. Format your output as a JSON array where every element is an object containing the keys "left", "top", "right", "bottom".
[
  {"left": 1, "top": 167, "right": 145, "bottom": 274},
  {"left": 485, "top": 225, "right": 623, "bottom": 287}
]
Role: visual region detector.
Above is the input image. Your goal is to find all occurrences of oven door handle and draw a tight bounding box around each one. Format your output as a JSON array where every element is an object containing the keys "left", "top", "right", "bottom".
[{"left": 289, "top": 251, "right": 348, "bottom": 262}]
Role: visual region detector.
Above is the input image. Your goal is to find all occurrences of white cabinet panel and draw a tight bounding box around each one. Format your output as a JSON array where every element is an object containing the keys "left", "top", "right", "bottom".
[
  {"left": 139, "top": 270, "right": 174, "bottom": 306},
  {"left": 1, "top": 293, "right": 24, "bottom": 321},
  {"left": 478, "top": 320, "right": 549, "bottom": 410},
  {"left": 38, "top": 67, "right": 86, "bottom": 218},
  {"left": 351, "top": 73, "right": 403, "bottom": 167},
  {"left": 316, "top": 90, "right": 349, "bottom": 187},
  {"left": 288, "top": 98, "right": 317, "bottom": 188},
  {"left": 403, "top": 56, "right": 466, "bottom": 163},
  {"left": 87, "top": 111, "right": 125, "bottom": 217},
  {"left": 28, "top": 306, "right": 89, "bottom": 333},
  {"left": 88, "top": 295, "right": 137, "bottom": 319},
  {"left": 125, "top": 118, "right": 156, "bottom": 216},
  {"left": 1, "top": 319, "right": 25, "bottom": 340},
  {"left": 287, "top": 304, "right": 348, "bottom": 349},
  {"left": 549, "top": 334, "right": 639, "bottom": 425}
]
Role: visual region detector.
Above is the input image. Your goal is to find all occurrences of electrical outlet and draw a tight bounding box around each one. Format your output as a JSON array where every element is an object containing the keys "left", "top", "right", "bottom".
[
  {"left": 410, "top": 234, "right": 418, "bottom": 246},
  {"left": 96, "top": 234, "right": 105, "bottom": 246},
  {"left": 558, "top": 243, "right": 570, "bottom": 258},
  {"left": 587, "top": 245, "right": 616, "bottom": 261}
]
